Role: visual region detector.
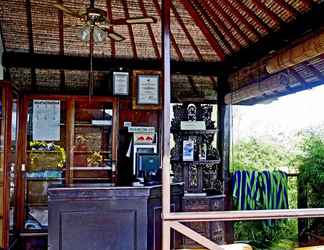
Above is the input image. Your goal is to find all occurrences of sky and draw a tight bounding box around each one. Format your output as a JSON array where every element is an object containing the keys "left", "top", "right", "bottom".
[{"left": 232, "top": 84, "right": 324, "bottom": 143}]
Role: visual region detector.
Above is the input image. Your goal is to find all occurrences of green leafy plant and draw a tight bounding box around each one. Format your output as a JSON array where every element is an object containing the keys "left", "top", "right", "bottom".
[{"left": 294, "top": 132, "right": 324, "bottom": 241}]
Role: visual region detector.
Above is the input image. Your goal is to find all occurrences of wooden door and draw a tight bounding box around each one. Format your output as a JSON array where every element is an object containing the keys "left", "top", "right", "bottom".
[
  {"left": 0, "top": 82, "right": 14, "bottom": 250},
  {"left": 8, "top": 94, "right": 19, "bottom": 248}
]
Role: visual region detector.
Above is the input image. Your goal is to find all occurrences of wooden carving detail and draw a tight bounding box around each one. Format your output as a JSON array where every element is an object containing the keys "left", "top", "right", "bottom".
[{"left": 170, "top": 103, "right": 222, "bottom": 194}]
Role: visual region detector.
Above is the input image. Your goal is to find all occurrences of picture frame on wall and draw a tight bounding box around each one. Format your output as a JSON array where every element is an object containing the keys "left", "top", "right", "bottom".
[
  {"left": 113, "top": 71, "right": 129, "bottom": 96},
  {"left": 132, "top": 70, "right": 163, "bottom": 110}
]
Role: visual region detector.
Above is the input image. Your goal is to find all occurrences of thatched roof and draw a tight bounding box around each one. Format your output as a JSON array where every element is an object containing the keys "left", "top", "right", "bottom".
[{"left": 1, "top": 0, "right": 324, "bottom": 102}]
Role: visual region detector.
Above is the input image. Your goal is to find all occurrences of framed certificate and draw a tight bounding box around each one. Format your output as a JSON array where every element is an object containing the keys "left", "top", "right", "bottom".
[
  {"left": 113, "top": 71, "right": 129, "bottom": 95},
  {"left": 132, "top": 70, "right": 162, "bottom": 110}
]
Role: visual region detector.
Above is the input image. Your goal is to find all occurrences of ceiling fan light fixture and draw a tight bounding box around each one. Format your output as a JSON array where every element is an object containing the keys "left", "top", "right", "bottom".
[
  {"left": 93, "top": 26, "right": 106, "bottom": 43},
  {"left": 78, "top": 26, "right": 91, "bottom": 42},
  {"left": 78, "top": 25, "right": 106, "bottom": 43}
]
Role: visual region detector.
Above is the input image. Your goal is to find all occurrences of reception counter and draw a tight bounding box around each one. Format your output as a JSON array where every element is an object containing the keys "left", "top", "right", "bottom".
[{"left": 48, "top": 184, "right": 183, "bottom": 250}]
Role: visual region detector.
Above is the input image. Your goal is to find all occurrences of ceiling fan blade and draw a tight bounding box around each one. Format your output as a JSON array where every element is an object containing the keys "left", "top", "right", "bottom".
[
  {"left": 53, "top": 3, "right": 82, "bottom": 18},
  {"left": 64, "top": 23, "right": 83, "bottom": 28},
  {"left": 107, "top": 31, "right": 125, "bottom": 42},
  {"left": 111, "top": 16, "right": 157, "bottom": 25},
  {"left": 97, "top": 23, "right": 110, "bottom": 29},
  {"left": 126, "top": 17, "right": 157, "bottom": 24}
]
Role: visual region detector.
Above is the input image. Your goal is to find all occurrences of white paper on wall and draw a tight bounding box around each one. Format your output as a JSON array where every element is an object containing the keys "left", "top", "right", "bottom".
[{"left": 32, "top": 100, "right": 60, "bottom": 141}]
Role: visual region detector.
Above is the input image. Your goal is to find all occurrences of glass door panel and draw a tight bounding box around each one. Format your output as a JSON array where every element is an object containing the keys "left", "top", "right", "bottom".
[
  {"left": 9, "top": 97, "right": 18, "bottom": 246},
  {"left": 24, "top": 99, "right": 66, "bottom": 231},
  {"left": 73, "top": 101, "right": 113, "bottom": 182}
]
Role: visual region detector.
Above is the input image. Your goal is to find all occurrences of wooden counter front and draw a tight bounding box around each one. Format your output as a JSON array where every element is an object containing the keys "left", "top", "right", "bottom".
[{"left": 48, "top": 184, "right": 183, "bottom": 250}]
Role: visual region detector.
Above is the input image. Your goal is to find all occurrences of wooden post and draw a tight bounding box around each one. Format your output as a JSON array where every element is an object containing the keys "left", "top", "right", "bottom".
[
  {"left": 16, "top": 96, "right": 28, "bottom": 232},
  {"left": 217, "top": 75, "right": 233, "bottom": 243},
  {"left": 112, "top": 98, "right": 119, "bottom": 184},
  {"left": 2, "top": 83, "right": 13, "bottom": 249},
  {"left": 66, "top": 98, "right": 75, "bottom": 184},
  {"left": 161, "top": 0, "right": 171, "bottom": 249}
]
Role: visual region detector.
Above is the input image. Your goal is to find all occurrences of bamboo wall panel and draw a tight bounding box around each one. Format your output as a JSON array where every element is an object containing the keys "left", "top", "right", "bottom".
[
  {"left": 225, "top": 72, "right": 292, "bottom": 104},
  {"left": 266, "top": 31, "right": 324, "bottom": 74}
]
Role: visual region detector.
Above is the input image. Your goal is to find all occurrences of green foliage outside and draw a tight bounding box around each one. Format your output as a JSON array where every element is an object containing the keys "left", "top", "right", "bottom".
[
  {"left": 231, "top": 138, "right": 298, "bottom": 249},
  {"left": 293, "top": 132, "right": 324, "bottom": 241}
]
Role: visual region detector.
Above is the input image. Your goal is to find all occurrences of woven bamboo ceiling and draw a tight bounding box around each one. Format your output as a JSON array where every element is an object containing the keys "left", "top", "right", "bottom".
[{"left": 1, "top": 0, "right": 324, "bottom": 102}]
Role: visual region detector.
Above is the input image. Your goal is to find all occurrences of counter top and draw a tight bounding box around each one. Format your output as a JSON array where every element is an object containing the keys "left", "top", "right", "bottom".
[{"left": 48, "top": 183, "right": 184, "bottom": 201}]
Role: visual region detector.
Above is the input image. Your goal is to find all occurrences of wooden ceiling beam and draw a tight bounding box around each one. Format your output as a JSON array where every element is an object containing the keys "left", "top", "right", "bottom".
[
  {"left": 171, "top": 3, "right": 217, "bottom": 90},
  {"left": 106, "top": 0, "right": 116, "bottom": 58},
  {"left": 220, "top": 0, "right": 261, "bottom": 41},
  {"left": 231, "top": 0, "right": 270, "bottom": 34},
  {"left": 2, "top": 51, "right": 224, "bottom": 76},
  {"left": 288, "top": 68, "right": 306, "bottom": 87},
  {"left": 188, "top": 76, "right": 199, "bottom": 94},
  {"left": 274, "top": 0, "right": 299, "bottom": 16},
  {"left": 165, "top": 15, "right": 200, "bottom": 92},
  {"left": 171, "top": 3, "right": 203, "bottom": 60},
  {"left": 197, "top": 0, "right": 240, "bottom": 50},
  {"left": 205, "top": 0, "right": 249, "bottom": 47},
  {"left": 252, "top": 0, "right": 282, "bottom": 26},
  {"left": 58, "top": 0, "right": 65, "bottom": 90},
  {"left": 26, "top": 0, "right": 36, "bottom": 89},
  {"left": 239, "top": 78, "right": 323, "bottom": 105},
  {"left": 121, "top": 0, "right": 137, "bottom": 59},
  {"left": 300, "top": 0, "right": 314, "bottom": 9},
  {"left": 191, "top": 0, "right": 234, "bottom": 54},
  {"left": 179, "top": 0, "right": 225, "bottom": 60},
  {"left": 152, "top": 0, "right": 182, "bottom": 61},
  {"left": 305, "top": 61, "right": 324, "bottom": 80},
  {"left": 0, "top": 19, "right": 6, "bottom": 54},
  {"left": 170, "top": 33, "right": 183, "bottom": 60},
  {"left": 275, "top": 0, "right": 299, "bottom": 16},
  {"left": 138, "top": 0, "right": 160, "bottom": 59},
  {"left": 224, "top": 2, "right": 324, "bottom": 74}
]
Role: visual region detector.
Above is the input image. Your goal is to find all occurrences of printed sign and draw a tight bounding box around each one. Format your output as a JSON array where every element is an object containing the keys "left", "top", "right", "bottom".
[
  {"left": 137, "top": 75, "right": 160, "bottom": 104},
  {"left": 32, "top": 100, "right": 60, "bottom": 141},
  {"left": 128, "top": 126, "right": 155, "bottom": 133},
  {"left": 113, "top": 72, "right": 129, "bottom": 95},
  {"left": 181, "top": 121, "right": 206, "bottom": 130}
]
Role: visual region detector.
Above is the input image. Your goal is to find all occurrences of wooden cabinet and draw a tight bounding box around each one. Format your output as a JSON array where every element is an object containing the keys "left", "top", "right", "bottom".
[
  {"left": 18, "top": 95, "right": 118, "bottom": 236},
  {"left": 182, "top": 195, "right": 225, "bottom": 247},
  {"left": 72, "top": 100, "right": 114, "bottom": 182},
  {"left": 48, "top": 184, "right": 183, "bottom": 250},
  {"left": 170, "top": 103, "right": 226, "bottom": 247}
]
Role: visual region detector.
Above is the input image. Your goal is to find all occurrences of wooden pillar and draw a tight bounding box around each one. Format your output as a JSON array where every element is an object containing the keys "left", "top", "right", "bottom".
[
  {"left": 16, "top": 96, "right": 28, "bottom": 232},
  {"left": 161, "top": 0, "right": 171, "bottom": 249},
  {"left": 217, "top": 75, "right": 233, "bottom": 243},
  {"left": 66, "top": 98, "right": 75, "bottom": 184}
]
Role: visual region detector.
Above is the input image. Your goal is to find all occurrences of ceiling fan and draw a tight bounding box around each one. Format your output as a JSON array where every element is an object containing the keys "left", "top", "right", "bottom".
[
  {"left": 53, "top": 0, "right": 157, "bottom": 95},
  {"left": 53, "top": 0, "right": 157, "bottom": 42}
]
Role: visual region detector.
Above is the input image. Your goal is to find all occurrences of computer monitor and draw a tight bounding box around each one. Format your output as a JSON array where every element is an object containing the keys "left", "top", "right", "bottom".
[{"left": 136, "top": 153, "right": 161, "bottom": 185}]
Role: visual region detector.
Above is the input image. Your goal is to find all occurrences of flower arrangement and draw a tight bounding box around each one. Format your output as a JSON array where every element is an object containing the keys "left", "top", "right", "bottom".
[
  {"left": 87, "top": 151, "right": 103, "bottom": 167},
  {"left": 30, "top": 141, "right": 66, "bottom": 169}
]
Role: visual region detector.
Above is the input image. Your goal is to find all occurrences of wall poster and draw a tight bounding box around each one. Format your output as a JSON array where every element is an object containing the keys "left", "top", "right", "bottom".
[{"left": 32, "top": 100, "right": 60, "bottom": 141}]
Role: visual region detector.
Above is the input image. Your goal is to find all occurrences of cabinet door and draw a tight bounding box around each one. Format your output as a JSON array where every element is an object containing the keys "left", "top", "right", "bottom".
[
  {"left": 72, "top": 100, "right": 113, "bottom": 182},
  {"left": 23, "top": 99, "right": 66, "bottom": 232}
]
